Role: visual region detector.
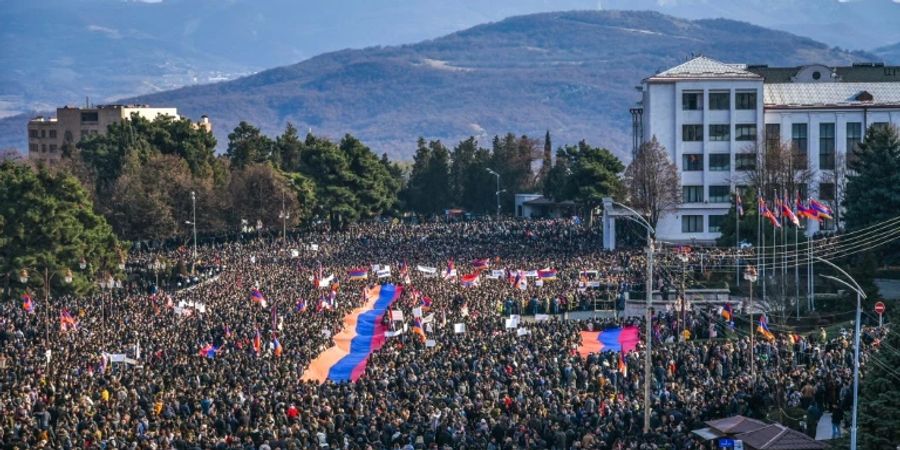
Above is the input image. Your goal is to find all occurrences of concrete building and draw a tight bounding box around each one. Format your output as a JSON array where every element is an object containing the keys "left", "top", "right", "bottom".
[
  {"left": 27, "top": 104, "right": 211, "bottom": 164},
  {"left": 630, "top": 57, "right": 900, "bottom": 243}
]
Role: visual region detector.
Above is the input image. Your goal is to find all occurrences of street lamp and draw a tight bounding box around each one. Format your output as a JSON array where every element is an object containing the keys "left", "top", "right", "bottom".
[
  {"left": 19, "top": 266, "right": 72, "bottom": 342},
  {"left": 815, "top": 256, "right": 865, "bottom": 450},
  {"left": 744, "top": 265, "right": 758, "bottom": 377},
  {"left": 279, "top": 191, "right": 290, "bottom": 241},
  {"left": 190, "top": 191, "right": 197, "bottom": 260},
  {"left": 607, "top": 199, "right": 655, "bottom": 434},
  {"left": 486, "top": 168, "right": 501, "bottom": 218}
]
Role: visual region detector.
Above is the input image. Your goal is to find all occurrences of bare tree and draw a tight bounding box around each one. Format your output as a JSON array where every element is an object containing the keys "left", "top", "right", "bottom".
[
  {"left": 734, "top": 137, "right": 816, "bottom": 203},
  {"left": 624, "top": 136, "right": 681, "bottom": 230}
]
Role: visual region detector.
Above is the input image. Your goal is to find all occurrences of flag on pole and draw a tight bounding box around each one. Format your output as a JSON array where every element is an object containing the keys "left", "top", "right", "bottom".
[
  {"left": 253, "top": 329, "right": 262, "bottom": 354},
  {"left": 348, "top": 268, "right": 368, "bottom": 281},
  {"left": 809, "top": 199, "right": 833, "bottom": 220},
  {"left": 721, "top": 303, "right": 734, "bottom": 322},
  {"left": 735, "top": 193, "right": 744, "bottom": 217},
  {"left": 796, "top": 197, "right": 817, "bottom": 220},
  {"left": 22, "top": 293, "right": 33, "bottom": 313},
  {"left": 273, "top": 336, "right": 283, "bottom": 357},
  {"left": 757, "top": 314, "right": 775, "bottom": 341},
  {"left": 60, "top": 309, "right": 78, "bottom": 331},
  {"left": 250, "top": 289, "right": 267, "bottom": 307},
  {"left": 412, "top": 317, "right": 426, "bottom": 342},
  {"left": 780, "top": 200, "right": 800, "bottom": 227},
  {"left": 761, "top": 202, "right": 781, "bottom": 228}
]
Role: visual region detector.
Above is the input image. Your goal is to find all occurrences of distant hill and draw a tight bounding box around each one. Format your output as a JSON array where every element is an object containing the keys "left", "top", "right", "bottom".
[
  {"left": 0, "top": 10, "right": 879, "bottom": 159},
  {"left": 875, "top": 42, "right": 900, "bottom": 64},
  {"left": 122, "top": 10, "right": 876, "bottom": 159}
]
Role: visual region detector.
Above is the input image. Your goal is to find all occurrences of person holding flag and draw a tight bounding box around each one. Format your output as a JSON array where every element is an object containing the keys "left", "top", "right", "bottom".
[
  {"left": 253, "top": 329, "right": 262, "bottom": 355},
  {"left": 22, "top": 292, "right": 34, "bottom": 313},
  {"left": 412, "top": 317, "right": 426, "bottom": 342},
  {"left": 273, "top": 336, "right": 283, "bottom": 357},
  {"left": 758, "top": 314, "right": 775, "bottom": 341}
]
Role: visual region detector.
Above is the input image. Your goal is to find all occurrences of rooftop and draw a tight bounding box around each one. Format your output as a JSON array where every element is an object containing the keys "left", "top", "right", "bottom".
[
  {"left": 705, "top": 415, "right": 769, "bottom": 435},
  {"left": 647, "top": 56, "right": 762, "bottom": 81},
  {"left": 734, "top": 423, "right": 826, "bottom": 450},
  {"left": 764, "top": 82, "right": 900, "bottom": 107}
]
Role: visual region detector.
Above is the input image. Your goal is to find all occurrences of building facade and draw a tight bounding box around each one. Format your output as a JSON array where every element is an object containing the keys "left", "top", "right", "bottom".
[
  {"left": 633, "top": 57, "right": 900, "bottom": 243},
  {"left": 27, "top": 104, "right": 211, "bottom": 164}
]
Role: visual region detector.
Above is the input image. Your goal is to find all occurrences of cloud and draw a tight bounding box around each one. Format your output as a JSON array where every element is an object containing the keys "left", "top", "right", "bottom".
[{"left": 87, "top": 25, "right": 122, "bottom": 39}]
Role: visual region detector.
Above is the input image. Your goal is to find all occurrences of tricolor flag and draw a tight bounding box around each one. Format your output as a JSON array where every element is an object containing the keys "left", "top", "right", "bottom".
[
  {"left": 444, "top": 258, "right": 456, "bottom": 280},
  {"left": 809, "top": 199, "right": 833, "bottom": 220},
  {"left": 420, "top": 296, "right": 433, "bottom": 310},
  {"left": 22, "top": 293, "right": 33, "bottom": 314},
  {"left": 721, "top": 303, "right": 734, "bottom": 322},
  {"left": 735, "top": 193, "right": 744, "bottom": 217},
  {"left": 348, "top": 268, "right": 368, "bottom": 281},
  {"left": 757, "top": 314, "right": 775, "bottom": 341},
  {"left": 516, "top": 270, "right": 528, "bottom": 291},
  {"left": 472, "top": 259, "right": 490, "bottom": 271},
  {"left": 460, "top": 273, "right": 479, "bottom": 287},
  {"left": 412, "top": 317, "right": 426, "bottom": 342},
  {"left": 199, "top": 343, "right": 219, "bottom": 359},
  {"left": 618, "top": 353, "right": 628, "bottom": 378},
  {"left": 60, "top": 308, "right": 78, "bottom": 331},
  {"left": 780, "top": 200, "right": 800, "bottom": 227},
  {"left": 537, "top": 269, "right": 558, "bottom": 281},
  {"left": 295, "top": 299, "right": 307, "bottom": 313},
  {"left": 796, "top": 197, "right": 818, "bottom": 220},
  {"left": 253, "top": 330, "right": 262, "bottom": 355},
  {"left": 577, "top": 326, "right": 640, "bottom": 357},
  {"left": 273, "top": 337, "right": 283, "bottom": 357},
  {"left": 761, "top": 203, "right": 781, "bottom": 228},
  {"left": 250, "top": 289, "right": 267, "bottom": 307}
]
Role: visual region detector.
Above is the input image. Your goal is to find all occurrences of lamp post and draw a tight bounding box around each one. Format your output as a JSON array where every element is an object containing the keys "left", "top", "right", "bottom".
[
  {"left": 279, "top": 191, "right": 290, "bottom": 241},
  {"left": 19, "top": 266, "right": 72, "bottom": 343},
  {"left": 608, "top": 199, "right": 655, "bottom": 433},
  {"left": 486, "top": 168, "right": 501, "bottom": 218},
  {"left": 190, "top": 191, "right": 198, "bottom": 260},
  {"left": 815, "top": 256, "right": 866, "bottom": 450},
  {"left": 744, "top": 265, "right": 758, "bottom": 377}
]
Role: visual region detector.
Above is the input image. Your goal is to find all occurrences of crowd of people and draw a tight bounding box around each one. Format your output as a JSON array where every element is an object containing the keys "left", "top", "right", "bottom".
[{"left": 0, "top": 218, "right": 887, "bottom": 449}]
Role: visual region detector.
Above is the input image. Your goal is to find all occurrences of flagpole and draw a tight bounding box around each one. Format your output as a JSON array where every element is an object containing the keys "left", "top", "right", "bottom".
[
  {"left": 760, "top": 197, "right": 766, "bottom": 305},
  {"left": 736, "top": 192, "right": 741, "bottom": 288},
  {"left": 795, "top": 223, "right": 800, "bottom": 320}
]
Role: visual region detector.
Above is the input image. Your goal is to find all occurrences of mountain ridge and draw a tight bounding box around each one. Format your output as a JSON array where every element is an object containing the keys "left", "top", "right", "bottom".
[{"left": 2, "top": 10, "right": 881, "bottom": 159}]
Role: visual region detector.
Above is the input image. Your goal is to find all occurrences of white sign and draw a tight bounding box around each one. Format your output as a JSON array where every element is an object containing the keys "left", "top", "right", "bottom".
[
  {"left": 391, "top": 310, "right": 404, "bottom": 321},
  {"left": 425, "top": 323, "right": 433, "bottom": 333},
  {"left": 454, "top": 323, "right": 466, "bottom": 334},
  {"left": 376, "top": 268, "right": 391, "bottom": 278},
  {"left": 535, "top": 280, "right": 544, "bottom": 287},
  {"left": 516, "top": 328, "right": 530, "bottom": 337},
  {"left": 425, "top": 339, "right": 436, "bottom": 348},
  {"left": 412, "top": 307, "right": 423, "bottom": 318},
  {"left": 290, "top": 249, "right": 299, "bottom": 258},
  {"left": 535, "top": 314, "right": 550, "bottom": 322},
  {"left": 524, "top": 270, "right": 538, "bottom": 278},
  {"left": 505, "top": 319, "right": 517, "bottom": 329},
  {"left": 309, "top": 244, "right": 319, "bottom": 251},
  {"left": 317, "top": 274, "right": 334, "bottom": 288},
  {"left": 488, "top": 270, "right": 504, "bottom": 279},
  {"left": 417, "top": 265, "right": 437, "bottom": 274}
]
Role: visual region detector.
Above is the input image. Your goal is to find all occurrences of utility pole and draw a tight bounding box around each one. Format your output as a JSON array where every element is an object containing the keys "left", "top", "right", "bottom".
[
  {"left": 280, "top": 191, "right": 290, "bottom": 241},
  {"left": 644, "top": 231, "right": 653, "bottom": 433},
  {"left": 486, "top": 168, "right": 501, "bottom": 218}
]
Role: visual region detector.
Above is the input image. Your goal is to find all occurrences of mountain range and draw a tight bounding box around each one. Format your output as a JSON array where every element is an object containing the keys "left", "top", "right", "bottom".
[{"left": 0, "top": 8, "right": 889, "bottom": 159}]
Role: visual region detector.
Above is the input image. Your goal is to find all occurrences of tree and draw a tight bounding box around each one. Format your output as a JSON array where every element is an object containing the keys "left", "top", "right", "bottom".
[
  {"left": 449, "top": 137, "right": 478, "bottom": 207},
  {"left": 543, "top": 147, "right": 571, "bottom": 202},
  {"left": 543, "top": 140, "right": 624, "bottom": 214},
  {"left": 275, "top": 122, "right": 303, "bottom": 173},
  {"left": 403, "top": 138, "right": 452, "bottom": 215},
  {"left": 623, "top": 137, "right": 681, "bottom": 230},
  {"left": 857, "top": 310, "right": 900, "bottom": 448},
  {"left": 226, "top": 121, "right": 273, "bottom": 170},
  {"left": 735, "top": 137, "right": 815, "bottom": 212},
  {"left": 844, "top": 124, "right": 900, "bottom": 232},
  {"left": 228, "top": 163, "right": 300, "bottom": 233},
  {"left": 0, "top": 161, "right": 121, "bottom": 298},
  {"left": 340, "top": 134, "right": 399, "bottom": 219},
  {"left": 491, "top": 133, "right": 537, "bottom": 214},
  {"left": 297, "top": 134, "right": 360, "bottom": 229},
  {"left": 536, "top": 130, "right": 552, "bottom": 189}
]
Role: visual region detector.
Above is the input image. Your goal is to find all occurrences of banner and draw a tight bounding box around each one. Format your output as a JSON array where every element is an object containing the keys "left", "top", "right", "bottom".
[
  {"left": 489, "top": 270, "right": 505, "bottom": 279},
  {"left": 524, "top": 270, "right": 538, "bottom": 278},
  {"left": 454, "top": 323, "right": 466, "bottom": 334},
  {"left": 577, "top": 326, "right": 639, "bottom": 358}
]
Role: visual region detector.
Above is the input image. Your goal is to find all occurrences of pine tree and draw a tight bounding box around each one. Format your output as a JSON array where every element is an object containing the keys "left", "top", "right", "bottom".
[
  {"left": 844, "top": 124, "right": 900, "bottom": 231},
  {"left": 857, "top": 315, "right": 900, "bottom": 448}
]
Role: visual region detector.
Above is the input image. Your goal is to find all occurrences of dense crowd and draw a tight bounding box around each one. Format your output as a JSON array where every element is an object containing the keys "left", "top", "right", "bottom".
[{"left": 0, "top": 219, "right": 886, "bottom": 449}]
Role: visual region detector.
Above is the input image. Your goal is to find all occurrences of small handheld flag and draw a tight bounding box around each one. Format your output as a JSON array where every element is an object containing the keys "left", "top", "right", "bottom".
[{"left": 22, "top": 293, "right": 34, "bottom": 313}]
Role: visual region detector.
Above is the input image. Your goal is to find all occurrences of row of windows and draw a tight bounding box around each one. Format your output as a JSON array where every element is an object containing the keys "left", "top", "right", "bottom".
[
  {"left": 682, "top": 153, "right": 756, "bottom": 171},
  {"left": 680, "top": 182, "right": 836, "bottom": 204},
  {"left": 682, "top": 124, "right": 757, "bottom": 141},
  {"left": 682, "top": 215, "right": 726, "bottom": 233},
  {"left": 28, "top": 143, "right": 58, "bottom": 153},
  {"left": 28, "top": 129, "right": 58, "bottom": 139},
  {"left": 682, "top": 91, "right": 757, "bottom": 111}
]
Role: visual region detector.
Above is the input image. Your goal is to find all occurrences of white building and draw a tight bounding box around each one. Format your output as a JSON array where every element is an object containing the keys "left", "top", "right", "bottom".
[{"left": 632, "top": 56, "right": 900, "bottom": 243}]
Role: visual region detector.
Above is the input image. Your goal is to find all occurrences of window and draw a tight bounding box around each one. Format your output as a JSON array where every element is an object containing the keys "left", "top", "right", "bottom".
[
  {"left": 735, "top": 91, "right": 756, "bottom": 110},
  {"left": 709, "top": 92, "right": 730, "bottom": 110},
  {"left": 735, "top": 153, "right": 756, "bottom": 171},
  {"left": 49, "top": 144, "right": 57, "bottom": 153},
  {"left": 791, "top": 123, "right": 808, "bottom": 152},
  {"left": 819, "top": 182, "right": 835, "bottom": 201},
  {"left": 29, "top": 129, "right": 38, "bottom": 138},
  {"left": 708, "top": 215, "right": 726, "bottom": 233},
  {"left": 682, "top": 215, "right": 703, "bottom": 233},
  {"left": 80, "top": 111, "right": 99, "bottom": 123},
  {"left": 41, "top": 144, "right": 46, "bottom": 152},
  {"left": 683, "top": 186, "right": 703, "bottom": 203},
  {"left": 64, "top": 130, "right": 73, "bottom": 142},
  {"left": 846, "top": 122, "right": 862, "bottom": 152},
  {"left": 682, "top": 92, "right": 703, "bottom": 110},
  {"left": 682, "top": 124, "right": 703, "bottom": 141},
  {"left": 709, "top": 154, "right": 730, "bottom": 171},
  {"left": 708, "top": 185, "right": 730, "bottom": 203},
  {"left": 49, "top": 129, "right": 57, "bottom": 139},
  {"left": 683, "top": 154, "right": 703, "bottom": 171},
  {"left": 40, "top": 129, "right": 46, "bottom": 138},
  {"left": 819, "top": 123, "right": 835, "bottom": 170},
  {"left": 765, "top": 123, "right": 781, "bottom": 151},
  {"left": 735, "top": 124, "right": 757, "bottom": 141},
  {"left": 709, "top": 124, "right": 730, "bottom": 141},
  {"left": 28, "top": 143, "right": 37, "bottom": 153}
]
